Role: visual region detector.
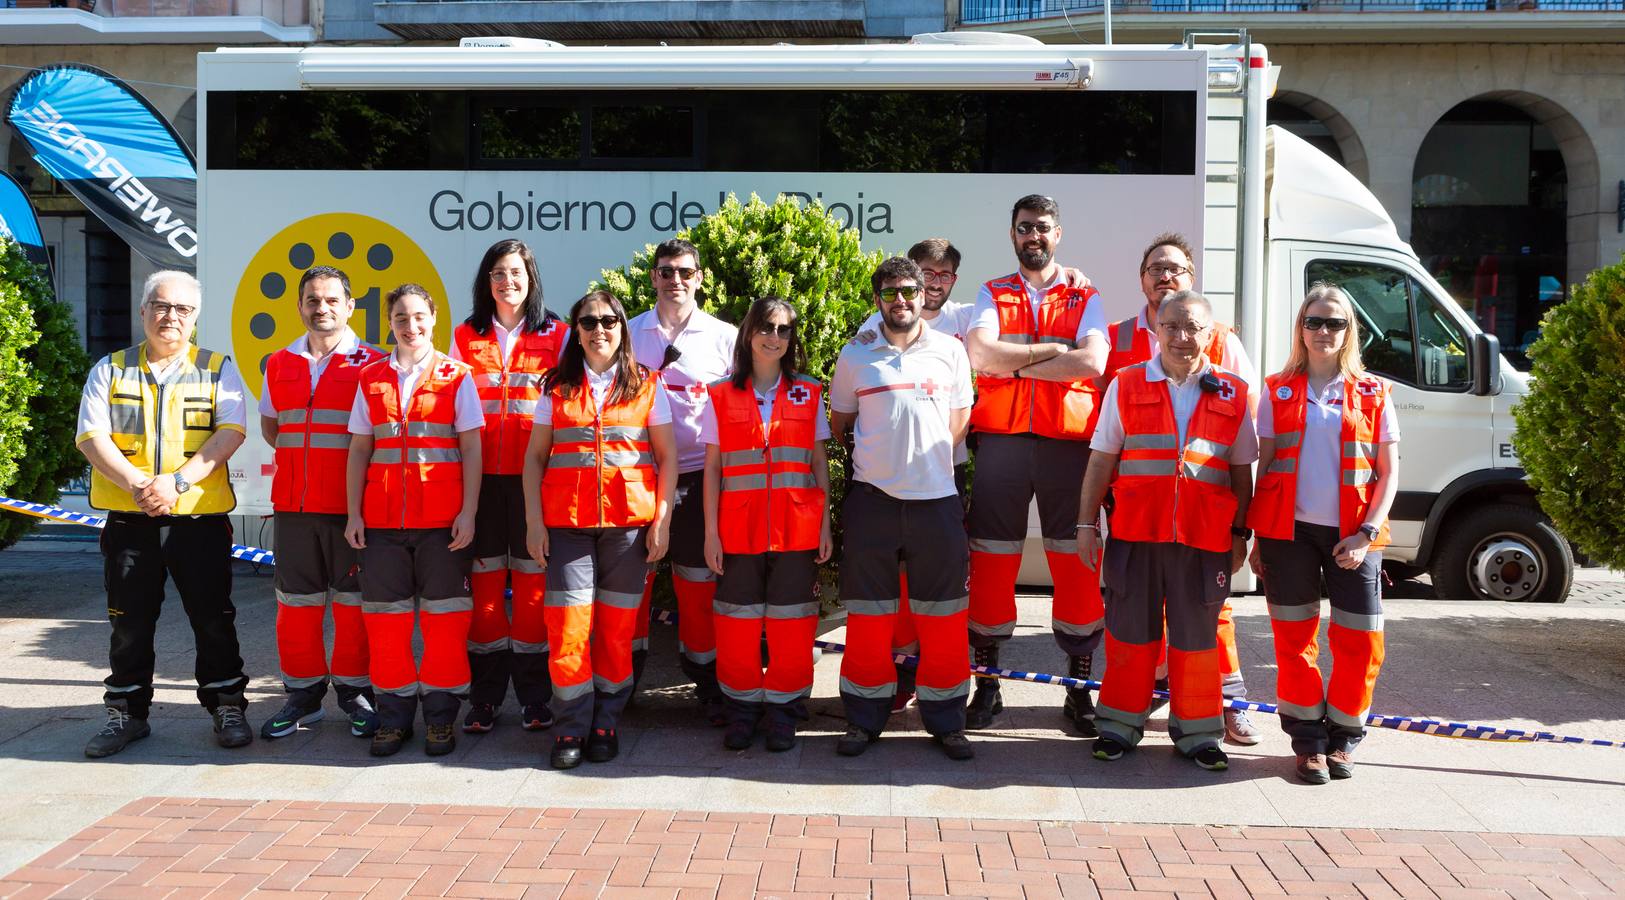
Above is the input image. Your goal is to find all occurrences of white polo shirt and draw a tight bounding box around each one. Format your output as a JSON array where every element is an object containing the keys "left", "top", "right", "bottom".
[
  {"left": 255, "top": 329, "right": 364, "bottom": 418},
  {"left": 1090, "top": 355, "right": 1258, "bottom": 465},
  {"left": 968, "top": 267, "right": 1108, "bottom": 346},
  {"left": 858, "top": 301, "right": 974, "bottom": 466},
  {"left": 830, "top": 325, "right": 972, "bottom": 501},
  {"left": 346, "top": 350, "right": 484, "bottom": 435},
  {"left": 1258, "top": 375, "right": 1400, "bottom": 528},
  {"left": 629, "top": 305, "right": 737, "bottom": 474}
]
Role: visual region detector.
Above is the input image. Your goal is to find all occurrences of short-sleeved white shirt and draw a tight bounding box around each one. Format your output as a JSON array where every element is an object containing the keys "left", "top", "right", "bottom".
[
  {"left": 629, "top": 305, "right": 737, "bottom": 474},
  {"left": 1258, "top": 375, "right": 1400, "bottom": 528},
  {"left": 346, "top": 351, "right": 485, "bottom": 435},
  {"left": 858, "top": 302, "right": 974, "bottom": 465},
  {"left": 697, "top": 376, "right": 832, "bottom": 445},
  {"left": 968, "top": 269, "right": 1108, "bottom": 346},
  {"left": 77, "top": 349, "right": 249, "bottom": 444},
  {"left": 1126, "top": 305, "right": 1258, "bottom": 392},
  {"left": 830, "top": 326, "right": 973, "bottom": 501},
  {"left": 256, "top": 330, "right": 363, "bottom": 418},
  {"left": 1090, "top": 355, "right": 1258, "bottom": 465},
  {"left": 532, "top": 363, "right": 673, "bottom": 426}
]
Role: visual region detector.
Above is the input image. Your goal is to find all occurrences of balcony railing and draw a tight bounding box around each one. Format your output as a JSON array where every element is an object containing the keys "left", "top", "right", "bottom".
[
  {"left": 961, "top": 0, "right": 1622, "bottom": 23},
  {"left": 2, "top": 0, "right": 307, "bottom": 24}
]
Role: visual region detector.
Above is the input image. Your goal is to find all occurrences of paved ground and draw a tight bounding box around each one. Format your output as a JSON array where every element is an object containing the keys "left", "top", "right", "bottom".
[{"left": 1, "top": 538, "right": 1623, "bottom": 895}]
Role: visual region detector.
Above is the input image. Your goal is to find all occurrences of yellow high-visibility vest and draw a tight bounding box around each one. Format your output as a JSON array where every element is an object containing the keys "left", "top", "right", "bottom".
[{"left": 89, "top": 342, "right": 237, "bottom": 515}]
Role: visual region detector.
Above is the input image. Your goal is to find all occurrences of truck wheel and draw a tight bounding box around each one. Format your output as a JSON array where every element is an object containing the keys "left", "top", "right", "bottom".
[{"left": 1429, "top": 503, "right": 1573, "bottom": 603}]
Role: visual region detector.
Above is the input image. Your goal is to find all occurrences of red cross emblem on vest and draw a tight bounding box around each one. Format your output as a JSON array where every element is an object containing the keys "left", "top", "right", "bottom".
[
  {"left": 1216, "top": 379, "right": 1235, "bottom": 402},
  {"left": 917, "top": 379, "right": 941, "bottom": 398},
  {"left": 435, "top": 362, "right": 458, "bottom": 381},
  {"left": 1357, "top": 380, "right": 1380, "bottom": 397},
  {"left": 345, "top": 348, "right": 370, "bottom": 366},
  {"left": 788, "top": 384, "right": 811, "bottom": 405}
]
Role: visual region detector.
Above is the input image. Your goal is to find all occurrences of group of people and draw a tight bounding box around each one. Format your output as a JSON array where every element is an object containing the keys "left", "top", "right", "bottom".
[{"left": 74, "top": 193, "right": 1398, "bottom": 785}]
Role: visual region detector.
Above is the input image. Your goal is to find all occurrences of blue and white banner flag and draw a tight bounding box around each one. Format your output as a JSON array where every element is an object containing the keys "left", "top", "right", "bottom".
[{"left": 0, "top": 169, "right": 52, "bottom": 274}]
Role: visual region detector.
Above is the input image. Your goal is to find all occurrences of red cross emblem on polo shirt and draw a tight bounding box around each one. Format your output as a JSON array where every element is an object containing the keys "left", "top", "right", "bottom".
[
  {"left": 435, "top": 362, "right": 458, "bottom": 380},
  {"left": 345, "top": 348, "right": 371, "bottom": 366},
  {"left": 788, "top": 384, "right": 811, "bottom": 405},
  {"left": 917, "top": 379, "right": 941, "bottom": 398},
  {"left": 685, "top": 382, "right": 708, "bottom": 400}
]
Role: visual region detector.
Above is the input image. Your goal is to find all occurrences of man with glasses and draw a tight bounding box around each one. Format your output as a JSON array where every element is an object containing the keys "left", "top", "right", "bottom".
[
  {"left": 963, "top": 194, "right": 1109, "bottom": 737},
  {"left": 830, "top": 257, "right": 975, "bottom": 760},
  {"left": 75, "top": 270, "right": 254, "bottom": 757},
  {"left": 258, "top": 266, "right": 383, "bottom": 741},
  {"left": 1099, "top": 233, "right": 1261, "bottom": 746},
  {"left": 628, "top": 238, "right": 737, "bottom": 723}
]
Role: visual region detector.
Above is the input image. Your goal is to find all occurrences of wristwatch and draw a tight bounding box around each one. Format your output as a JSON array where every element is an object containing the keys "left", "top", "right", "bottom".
[
  {"left": 1230, "top": 526, "right": 1252, "bottom": 540},
  {"left": 172, "top": 473, "right": 192, "bottom": 494},
  {"left": 1359, "top": 523, "right": 1380, "bottom": 540}
]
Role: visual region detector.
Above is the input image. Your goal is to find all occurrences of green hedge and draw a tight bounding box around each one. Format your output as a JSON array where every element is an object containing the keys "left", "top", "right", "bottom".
[{"left": 1512, "top": 255, "right": 1625, "bottom": 570}]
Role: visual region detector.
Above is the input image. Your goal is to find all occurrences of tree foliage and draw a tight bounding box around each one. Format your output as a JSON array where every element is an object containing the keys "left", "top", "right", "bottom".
[
  {"left": 1512, "top": 255, "right": 1625, "bottom": 569},
  {"left": 0, "top": 238, "right": 92, "bottom": 549}
]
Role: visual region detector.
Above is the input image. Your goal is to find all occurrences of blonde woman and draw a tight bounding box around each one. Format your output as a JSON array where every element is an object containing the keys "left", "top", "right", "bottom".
[{"left": 1248, "top": 283, "right": 1400, "bottom": 785}]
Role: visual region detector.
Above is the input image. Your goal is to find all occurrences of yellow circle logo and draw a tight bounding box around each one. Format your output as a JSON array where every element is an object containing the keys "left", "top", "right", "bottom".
[{"left": 232, "top": 213, "right": 450, "bottom": 398}]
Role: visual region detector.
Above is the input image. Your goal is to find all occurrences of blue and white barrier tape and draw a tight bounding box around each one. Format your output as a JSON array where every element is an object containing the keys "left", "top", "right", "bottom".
[{"left": 5, "top": 495, "right": 1620, "bottom": 749}]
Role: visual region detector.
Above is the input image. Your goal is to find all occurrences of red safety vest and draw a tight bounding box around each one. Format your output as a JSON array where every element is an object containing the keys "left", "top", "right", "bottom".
[
  {"left": 708, "top": 374, "right": 825, "bottom": 555},
  {"left": 1108, "top": 363, "right": 1248, "bottom": 553},
  {"left": 454, "top": 319, "right": 565, "bottom": 476},
  {"left": 542, "top": 372, "right": 658, "bottom": 529},
  {"left": 969, "top": 274, "right": 1101, "bottom": 440},
  {"left": 1100, "top": 313, "right": 1230, "bottom": 388},
  {"left": 1246, "top": 372, "right": 1392, "bottom": 547},
  {"left": 266, "top": 341, "right": 380, "bottom": 515},
  {"left": 359, "top": 352, "right": 471, "bottom": 530}
]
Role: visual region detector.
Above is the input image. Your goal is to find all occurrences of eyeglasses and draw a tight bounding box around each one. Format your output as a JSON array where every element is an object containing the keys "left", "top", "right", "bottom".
[
  {"left": 1014, "top": 222, "right": 1056, "bottom": 236},
  {"left": 576, "top": 315, "right": 622, "bottom": 332},
  {"left": 147, "top": 301, "right": 197, "bottom": 319},
  {"left": 878, "top": 286, "right": 922, "bottom": 301},
  {"left": 654, "top": 265, "right": 699, "bottom": 281},
  {"left": 920, "top": 269, "right": 958, "bottom": 284},
  {"left": 754, "top": 323, "right": 795, "bottom": 338},
  {"left": 1303, "top": 316, "right": 1350, "bottom": 333},
  {"left": 1157, "top": 321, "right": 1210, "bottom": 337},
  {"left": 489, "top": 268, "right": 525, "bottom": 283},
  {"left": 1143, "top": 264, "right": 1191, "bottom": 279}
]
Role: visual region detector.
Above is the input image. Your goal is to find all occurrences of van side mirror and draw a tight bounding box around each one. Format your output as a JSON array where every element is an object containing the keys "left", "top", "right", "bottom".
[{"left": 1472, "top": 333, "right": 1501, "bottom": 396}]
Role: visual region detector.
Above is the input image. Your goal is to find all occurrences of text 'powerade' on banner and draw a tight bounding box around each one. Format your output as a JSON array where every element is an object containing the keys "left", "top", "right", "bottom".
[{"left": 4, "top": 64, "right": 198, "bottom": 272}]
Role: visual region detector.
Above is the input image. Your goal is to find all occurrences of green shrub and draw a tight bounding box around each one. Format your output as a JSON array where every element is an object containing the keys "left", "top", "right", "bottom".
[
  {"left": 1512, "top": 255, "right": 1625, "bottom": 570},
  {"left": 596, "top": 193, "right": 888, "bottom": 607},
  {"left": 0, "top": 238, "right": 91, "bottom": 549}
]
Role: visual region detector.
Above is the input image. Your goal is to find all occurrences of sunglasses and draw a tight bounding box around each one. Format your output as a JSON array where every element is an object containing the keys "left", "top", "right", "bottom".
[
  {"left": 1014, "top": 222, "right": 1056, "bottom": 236},
  {"left": 1303, "top": 316, "right": 1350, "bottom": 333},
  {"left": 754, "top": 323, "right": 795, "bottom": 338},
  {"left": 654, "top": 265, "right": 698, "bottom": 281},
  {"left": 878, "top": 286, "right": 922, "bottom": 301},
  {"left": 576, "top": 314, "right": 622, "bottom": 332}
]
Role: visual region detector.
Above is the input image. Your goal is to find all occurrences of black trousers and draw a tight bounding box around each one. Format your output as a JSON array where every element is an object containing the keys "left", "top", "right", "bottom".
[{"left": 100, "top": 512, "right": 247, "bottom": 717}]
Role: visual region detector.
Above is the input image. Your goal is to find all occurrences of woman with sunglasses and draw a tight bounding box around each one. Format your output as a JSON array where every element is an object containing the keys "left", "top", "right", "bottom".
[
  {"left": 699, "top": 297, "right": 833, "bottom": 753},
  {"left": 452, "top": 239, "right": 567, "bottom": 737},
  {"left": 522, "top": 290, "right": 677, "bottom": 769},
  {"left": 1248, "top": 283, "right": 1400, "bottom": 785}
]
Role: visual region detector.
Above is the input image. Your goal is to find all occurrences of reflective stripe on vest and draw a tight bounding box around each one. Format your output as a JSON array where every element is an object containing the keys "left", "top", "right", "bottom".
[
  {"left": 89, "top": 342, "right": 237, "bottom": 515},
  {"left": 968, "top": 274, "right": 1101, "bottom": 441},
  {"left": 1245, "top": 372, "right": 1391, "bottom": 547},
  {"left": 541, "top": 373, "right": 659, "bottom": 528},
  {"left": 454, "top": 320, "right": 564, "bottom": 476},
  {"left": 359, "top": 352, "right": 470, "bottom": 530},
  {"left": 1106, "top": 363, "right": 1246, "bottom": 553},
  {"left": 267, "top": 342, "right": 379, "bottom": 515},
  {"left": 709, "top": 375, "right": 826, "bottom": 554}
]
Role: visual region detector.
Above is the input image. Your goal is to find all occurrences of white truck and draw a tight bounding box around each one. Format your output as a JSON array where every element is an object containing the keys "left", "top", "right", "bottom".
[{"left": 194, "top": 32, "right": 1573, "bottom": 602}]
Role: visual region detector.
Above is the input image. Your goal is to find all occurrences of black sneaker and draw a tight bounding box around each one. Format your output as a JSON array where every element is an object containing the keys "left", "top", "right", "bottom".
[
  {"left": 551, "top": 736, "right": 583, "bottom": 769},
  {"left": 1062, "top": 689, "right": 1099, "bottom": 738},
  {"left": 370, "top": 726, "right": 412, "bottom": 757},
  {"left": 965, "top": 681, "right": 1003, "bottom": 730},
  {"left": 520, "top": 705, "right": 555, "bottom": 731},
  {"left": 1192, "top": 745, "right": 1230, "bottom": 771},
  {"left": 1092, "top": 736, "right": 1128, "bottom": 761},
  {"left": 933, "top": 731, "right": 975, "bottom": 761},
  {"left": 211, "top": 696, "right": 253, "bottom": 749},
  {"left": 260, "top": 699, "right": 324, "bottom": 739},
  {"left": 723, "top": 720, "right": 755, "bottom": 751},
  {"left": 835, "top": 726, "right": 877, "bottom": 757},
  {"left": 586, "top": 728, "right": 619, "bottom": 762},
  {"left": 425, "top": 723, "right": 456, "bottom": 756},
  {"left": 85, "top": 703, "right": 150, "bottom": 758},
  {"left": 338, "top": 693, "right": 380, "bottom": 738},
  {"left": 462, "top": 703, "right": 496, "bottom": 734},
  {"left": 764, "top": 723, "right": 797, "bottom": 753}
]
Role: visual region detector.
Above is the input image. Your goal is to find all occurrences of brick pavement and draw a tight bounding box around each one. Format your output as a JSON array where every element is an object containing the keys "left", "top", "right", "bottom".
[{"left": 2, "top": 797, "right": 1622, "bottom": 899}]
